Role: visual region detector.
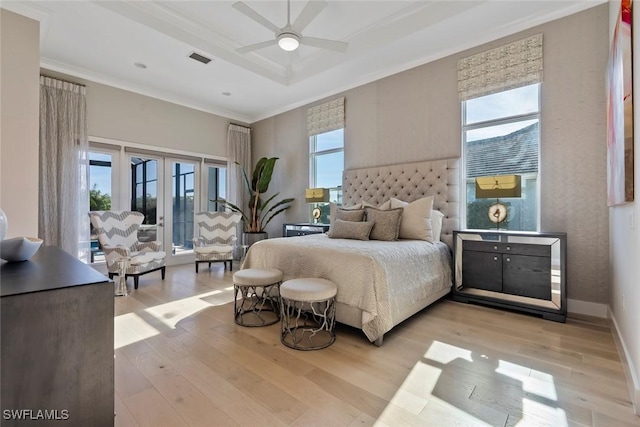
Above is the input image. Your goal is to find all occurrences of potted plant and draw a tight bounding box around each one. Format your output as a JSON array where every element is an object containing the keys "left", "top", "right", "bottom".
[{"left": 215, "top": 157, "right": 294, "bottom": 246}]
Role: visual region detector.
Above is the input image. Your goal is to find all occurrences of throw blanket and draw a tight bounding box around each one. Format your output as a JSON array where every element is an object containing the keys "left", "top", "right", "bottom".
[{"left": 242, "top": 234, "right": 452, "bottom": 341}]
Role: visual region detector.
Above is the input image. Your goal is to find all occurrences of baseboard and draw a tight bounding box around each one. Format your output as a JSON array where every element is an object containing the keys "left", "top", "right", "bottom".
[
  {"left": 566, "top": 298, "right": 608, "bottom": 318},
  {"left": 609, "top": 307, "right": 640, "bottom": 415}
]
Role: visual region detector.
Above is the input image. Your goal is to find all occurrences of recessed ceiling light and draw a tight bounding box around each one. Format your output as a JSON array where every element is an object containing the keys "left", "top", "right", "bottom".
[
  {"left": 222, "top": 92, "right": 231, "bottom": 96},
  {"left": 134, "top": 62, "right": 147, "bottom": 69}
]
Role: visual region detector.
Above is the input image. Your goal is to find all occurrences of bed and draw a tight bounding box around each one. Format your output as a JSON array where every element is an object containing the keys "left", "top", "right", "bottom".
[{"left": 242, "top": 157, "right": 460, "bottom": 344}]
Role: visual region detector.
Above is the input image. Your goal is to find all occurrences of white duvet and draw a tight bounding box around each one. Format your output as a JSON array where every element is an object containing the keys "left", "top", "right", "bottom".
[{"left": 242, "top": 234, "right": 452, "bottom": 341}]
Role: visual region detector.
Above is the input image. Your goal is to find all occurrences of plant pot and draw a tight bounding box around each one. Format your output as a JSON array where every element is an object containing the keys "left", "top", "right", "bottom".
[{"left": 243, "top": 231, "right": 268, "bottom": 247}]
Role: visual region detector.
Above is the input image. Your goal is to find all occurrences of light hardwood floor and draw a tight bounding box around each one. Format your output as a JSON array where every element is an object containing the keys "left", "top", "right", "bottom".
[{"left": 113, "top": 263, "right": 640, "bottom": 427}]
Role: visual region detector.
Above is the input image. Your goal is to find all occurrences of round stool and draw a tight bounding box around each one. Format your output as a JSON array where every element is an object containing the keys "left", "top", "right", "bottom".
[
  {"left": 280, "top": 278, "right": 337, "bottom": 350},
  {"left": 233, "top": 268, "right": 283, "bottom": 327}
]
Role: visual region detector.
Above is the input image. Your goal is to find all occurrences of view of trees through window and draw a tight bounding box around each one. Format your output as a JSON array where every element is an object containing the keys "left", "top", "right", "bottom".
[{"left": 463, "top": 84, "right": 540, "bottom": 231}]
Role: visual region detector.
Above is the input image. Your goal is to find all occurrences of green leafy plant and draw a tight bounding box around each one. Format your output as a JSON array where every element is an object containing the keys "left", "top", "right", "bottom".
[{"left": 215, "top": 157, "right": 294, "bottom": 233}]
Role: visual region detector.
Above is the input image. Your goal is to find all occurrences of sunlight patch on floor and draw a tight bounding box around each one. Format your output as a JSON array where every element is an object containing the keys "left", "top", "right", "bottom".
[
  {"left": 373, "top": 340, "right": 567, "bottom": 426},
  {"left": 114, "top": 288, "right": 235, "bottom": 349}
]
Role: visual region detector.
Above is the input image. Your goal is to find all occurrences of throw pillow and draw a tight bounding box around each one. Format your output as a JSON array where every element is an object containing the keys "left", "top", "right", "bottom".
[
  {"left": 390, "top": 196, "right": 435, "bottom": 241},
  {"left": 327, "top": 219, "right": 374, "bottom": 240},
  {"left": 431, "top": 209, "right": 445, "bottom": 242},
  {"left": 336, "top": 208, "right": 365, "bottom": 222},
  {"left": 329, "top": 202, "right": 362, "bottom": 223},
  {"left": 365, "top": 207, "right": 403, "bottom": 241}
]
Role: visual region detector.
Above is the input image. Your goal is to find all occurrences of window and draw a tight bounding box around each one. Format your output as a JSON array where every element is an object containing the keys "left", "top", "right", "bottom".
[
  {"left": 130, "top": 157, "right": 158, "bottom": 225},
  {"left": 88, "top": 151, "right": 114, "bottom": 263},
  {"left": 310, "top": 128, "right": 344, "bottom": 223},
  {"left": 463, "top": 83, "right": 540, "bottom": 231},
  {"left": 89, "top": 152, "right": 112, "bottom": 211},
  {"left": 206, "top": 165, "right": 227, "bottom": 212}
]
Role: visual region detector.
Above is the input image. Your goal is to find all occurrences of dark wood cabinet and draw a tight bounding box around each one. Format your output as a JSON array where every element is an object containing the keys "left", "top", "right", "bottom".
[
  {"left": 453, "top": 230, "right": 566, "bottom": 322},
  {"left": 1, "top": 247, "right": 114, "bottom": 426},
  {"left": 283, "top": 223, "right": 330, "bottom": 237}
]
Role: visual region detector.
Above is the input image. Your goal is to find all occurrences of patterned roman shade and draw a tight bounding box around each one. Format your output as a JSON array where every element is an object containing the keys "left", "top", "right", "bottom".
[
  {"left": 457, "top": 34, "right": 543, "bottom": 101},
  {"left": 307, "top": 97, "right": 345, "bottom": 137}
]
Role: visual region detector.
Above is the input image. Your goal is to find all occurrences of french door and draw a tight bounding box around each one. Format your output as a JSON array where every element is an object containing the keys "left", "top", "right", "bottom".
[
  {"left": 128, "top": 154, "right": 200, "bottom": 264},
  {"left": 88, "top": 143, "right": 226, "bottom": 267}
]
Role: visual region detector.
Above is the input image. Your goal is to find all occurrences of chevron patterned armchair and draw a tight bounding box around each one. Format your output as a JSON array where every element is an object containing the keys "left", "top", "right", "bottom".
[
  {"left": 88, "top": 210, "right": 166, "bottom": 289},
  {"left": 193, "top": 212, "right": 242, "bottom": 273}
]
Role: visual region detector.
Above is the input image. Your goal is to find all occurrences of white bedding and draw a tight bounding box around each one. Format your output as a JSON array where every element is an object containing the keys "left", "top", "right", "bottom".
[{"left": 242, "top": 234, "right": 452, "bottom": 341}]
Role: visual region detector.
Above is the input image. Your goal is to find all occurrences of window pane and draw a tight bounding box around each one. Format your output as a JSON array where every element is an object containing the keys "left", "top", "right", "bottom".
[
  {"left": 146, "top": 161, "right": 157, "bottom": 181},
  {"left": 207, "top": 166, "right": 226, "bottom": 212},
  {"left": 466, "top": 119, "right": 538, "bottom": 142},
  {"left": 315, "top": 128, "right": 344, "bottom": 151},
  {"left": 466, "top": 84, "right": 539, "bottom": 124},
  {"left": 89, "top": 152, "right": 112, "bottom": 211},
  {"left": 172, "top": 161, "right": 195, "bottom": 252},
  {"left": 131, "top": 158, "right": 158, "bottom": 225},
  {"left": 465, "top": 120, "right": 539, "bottom": 177},
  {"left": 89, "top": 151, "right": 112, "bottom": 264},
  {"left": 314, "top": 151, "right": 344, "bottom": 188},
  {"left": 218, "top": 168, "right": 226, "bottom": 200},
  {"left": 464, "top": 84, "right": 539, "bottom": 232}
]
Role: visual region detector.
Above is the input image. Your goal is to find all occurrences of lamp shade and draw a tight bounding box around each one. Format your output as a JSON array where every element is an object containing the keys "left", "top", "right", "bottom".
[
  {"left": 475, "top": 175, "right": 522, "bottom": 198},
  {"left": 305, "top": 188, "right": 330, "bottom": 203}
]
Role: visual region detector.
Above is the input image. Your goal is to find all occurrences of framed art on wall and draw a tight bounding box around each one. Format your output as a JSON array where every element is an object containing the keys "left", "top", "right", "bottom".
[{"left": 607, "top": 0, "right": 634, "bottom": 206}]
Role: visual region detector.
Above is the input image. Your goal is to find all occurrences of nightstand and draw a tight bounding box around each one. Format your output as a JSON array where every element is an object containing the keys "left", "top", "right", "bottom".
[
  {"left": 283, "top": 223, "right": 330, "bottom": 237},
  {"left": 452, "top": 230, "right": 567, "bottom": 322}
]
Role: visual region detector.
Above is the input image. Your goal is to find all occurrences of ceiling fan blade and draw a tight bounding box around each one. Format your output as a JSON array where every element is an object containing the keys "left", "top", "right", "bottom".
[
  {"left": 236, "top": 39, "right": 277, "bottom": 54},
  {"left": 301, "top": 36, "right": 348, "bottom": 53},
  {"left": 232, "top": 2, "right": 280, "bottom": 33},
  {"left": 292, "top": 0, "right": 327, "bottom": 32}
]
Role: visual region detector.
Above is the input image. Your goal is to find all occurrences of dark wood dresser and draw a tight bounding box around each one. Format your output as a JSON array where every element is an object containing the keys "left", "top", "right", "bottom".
[
  {"left": 1, "top": 246, "right": 113, "bottom": 426},
  {"left": 452, "top": 230, "right": 567, "bottom": 322}
]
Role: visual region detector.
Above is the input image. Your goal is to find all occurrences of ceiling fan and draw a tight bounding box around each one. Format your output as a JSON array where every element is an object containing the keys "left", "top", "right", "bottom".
[{"left": 232, "top": 0, "right": 349, "bottom": 54}]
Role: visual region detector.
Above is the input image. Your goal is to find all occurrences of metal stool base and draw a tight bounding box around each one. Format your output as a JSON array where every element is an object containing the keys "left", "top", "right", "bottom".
[
  {"left": 234, "top": 283, "right": 280, "bottom": 327},
  {"left": 280, "top": 297, "right": 336, "bottom": 350}
]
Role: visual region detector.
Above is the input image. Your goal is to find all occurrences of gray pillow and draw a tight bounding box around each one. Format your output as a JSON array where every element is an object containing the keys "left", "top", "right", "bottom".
[
  {"left": 327, "top": 219, "right": 374, "bottom": 240},
  {"left": 336, "top": 208, "right": 365, "bottom": 222},
  {"left": 365, "top": 207, "right": 403, "bottom": 241}
]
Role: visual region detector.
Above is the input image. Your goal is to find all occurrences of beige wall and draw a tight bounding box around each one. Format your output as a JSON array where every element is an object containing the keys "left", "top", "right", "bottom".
[
  {"left": 86, "top": 82, "right": 230, "bottom": 156},
  {"left": 254, "top": 5, "right": 610, "bottom": 306},
  {"left": 0, "top": 10, "right": 40, "bottom": 238},
  {"left": 40, "top": 70, "right": 232, "bottom": 157},
  {"left": 608, "top": 0, "right": 640, "bottom": 412}
]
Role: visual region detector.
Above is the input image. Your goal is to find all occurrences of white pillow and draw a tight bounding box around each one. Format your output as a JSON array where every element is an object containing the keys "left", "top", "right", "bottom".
[
  {"left": 431, "top": 209, "right": 445, "bottom": 242},
  {"left": 378, "top": 200, "right": 391, "bottom": 210},
  {"left": 390, "top": 196, "right": 435, "bottom": 241}
]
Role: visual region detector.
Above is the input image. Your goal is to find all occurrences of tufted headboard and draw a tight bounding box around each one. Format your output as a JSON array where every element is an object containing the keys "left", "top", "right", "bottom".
[{"left": 342, "top": 158, "right": 460, "bottom": 249}]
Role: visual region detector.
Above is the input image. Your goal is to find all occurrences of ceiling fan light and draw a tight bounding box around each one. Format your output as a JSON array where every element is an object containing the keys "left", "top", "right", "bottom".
[{"left": 278, "top": 32, "right": 300, "bottom": 51}]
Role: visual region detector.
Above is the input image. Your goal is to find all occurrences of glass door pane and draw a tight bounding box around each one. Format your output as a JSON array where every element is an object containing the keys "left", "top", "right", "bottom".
[
  {"left": 171, "top": 161, "right": 196, "bottom": 256},
  {"left": 89, "top": 151, "right": 113, "bottom": 264},
  {"left": 207, "top": 165, "right": 226, "bottom": 212},
  {"left": 130, "top": 155, "right": 163, "bottom": 248}
]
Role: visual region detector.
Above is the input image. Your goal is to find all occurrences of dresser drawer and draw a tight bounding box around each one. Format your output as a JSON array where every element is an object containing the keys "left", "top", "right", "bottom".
[{"left": 463, "top": 240, "right": 550, "bottom": 257}]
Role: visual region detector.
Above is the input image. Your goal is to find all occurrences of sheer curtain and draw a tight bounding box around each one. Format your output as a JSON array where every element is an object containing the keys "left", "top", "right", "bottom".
[
  {"left": 226, "top": 124, "right": 251, "bottom": 231},
  {"left": 39, "top": 76, "right": 90, "bottom": 261}
]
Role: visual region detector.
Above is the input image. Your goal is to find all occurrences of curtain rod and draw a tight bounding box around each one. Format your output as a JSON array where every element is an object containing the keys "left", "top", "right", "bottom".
[
  {"left": 40, "top": 74, "right": 86, "bottom": 87},
  {"left": 229, "top": 122, "right": 251, "bottom": 129}
]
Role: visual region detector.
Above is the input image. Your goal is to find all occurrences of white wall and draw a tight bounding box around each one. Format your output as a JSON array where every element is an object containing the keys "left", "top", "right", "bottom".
[
  {"left": 254, "top": 5, "right": 610, "bottom": 307},
  {"left": 0, "top": 9, "right": 39, "bottom": 238},
  {"left": 608, "top": 0, "right": 640, "bottom": 413}
]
